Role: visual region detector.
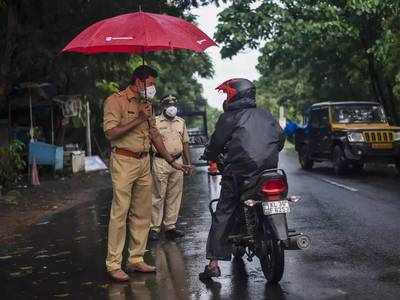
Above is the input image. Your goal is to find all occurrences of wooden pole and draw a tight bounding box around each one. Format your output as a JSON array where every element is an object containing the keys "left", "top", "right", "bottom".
[
  {"left": 50, "top": 102, "right": 54, "bottom": 145},
  {"left": 86, "top": 101, "right": 92, "bottom": 156},
  {"left": 29, "top": 87, "right": 34, "bottom": 142}
]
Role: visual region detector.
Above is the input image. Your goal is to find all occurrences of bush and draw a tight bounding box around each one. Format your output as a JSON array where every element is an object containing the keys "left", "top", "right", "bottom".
[{"left": 0, "top": 140, "right": 26, "bottom": 190}]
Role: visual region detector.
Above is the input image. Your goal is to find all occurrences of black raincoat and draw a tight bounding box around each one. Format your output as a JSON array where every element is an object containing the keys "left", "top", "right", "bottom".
[
  {"left": 204, "top": 96, "right": 284, "bottom": 177},
  {"left": 204, "top": 96, "right": 285, "bottom": 261}
]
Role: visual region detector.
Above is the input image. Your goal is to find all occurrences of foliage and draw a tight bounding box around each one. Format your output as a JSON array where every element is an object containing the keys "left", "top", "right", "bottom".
[
  {"left": 0, "top": 0, "right": 214, "bottom": 130},
  {"left": 206, "top": 104, "right": 222, "bottom": 135},
  {"left": 0, "top": 140, "right": 26, "bottom": 190},
  {"left": 209, "top": 0, "right": 400, "bottom": 124}
]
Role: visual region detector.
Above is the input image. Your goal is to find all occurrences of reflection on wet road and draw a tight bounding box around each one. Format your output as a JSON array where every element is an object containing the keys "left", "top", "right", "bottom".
[{"left": 1, "top": 150, "right": 400, "bottom": 299}]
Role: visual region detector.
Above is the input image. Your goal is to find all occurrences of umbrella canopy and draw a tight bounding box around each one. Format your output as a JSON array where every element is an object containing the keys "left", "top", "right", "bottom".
[{"left": 62, "top": 12, "right": 216, "bottom": 54}]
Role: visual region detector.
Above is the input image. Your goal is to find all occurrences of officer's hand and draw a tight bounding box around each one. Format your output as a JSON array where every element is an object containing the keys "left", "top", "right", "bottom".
[
  {"left": 185, "top": 165, "right": 194, "bottom": 176},
  {"left": 141, "top": 103, "right": 152, "bottom": 118},
  {"left": 171, "top": 162, "right": 193, "bottom": 174},
  {"left": 138, "top": 111, "right": 151, "bottom": 121}
]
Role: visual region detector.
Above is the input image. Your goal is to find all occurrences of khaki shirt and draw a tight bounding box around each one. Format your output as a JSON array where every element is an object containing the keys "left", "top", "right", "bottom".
[
  {"left": 103, "top": 86, "right": 160, "bottom": 153},
  {"left": 155, "top": 114, "right": 189, "bottom": 155}
]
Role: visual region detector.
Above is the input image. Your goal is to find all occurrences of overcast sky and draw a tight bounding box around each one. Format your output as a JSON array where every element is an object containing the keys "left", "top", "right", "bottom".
[{"left": 191, "top": 4, "right": 261, "bottom": 110}]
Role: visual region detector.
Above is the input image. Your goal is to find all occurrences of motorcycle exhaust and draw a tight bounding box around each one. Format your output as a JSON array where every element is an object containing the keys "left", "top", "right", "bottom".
[{"left": 286, "top": 233, "right": 311, "bottom": 250}]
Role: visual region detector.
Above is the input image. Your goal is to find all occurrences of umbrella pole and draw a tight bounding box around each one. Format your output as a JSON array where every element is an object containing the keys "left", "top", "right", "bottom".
[
  {"left": 141, "top": 51, "right": 147, "bottom": 98},
  {"left": 141, "top": 48, "right": 145, "bottom": 65}
]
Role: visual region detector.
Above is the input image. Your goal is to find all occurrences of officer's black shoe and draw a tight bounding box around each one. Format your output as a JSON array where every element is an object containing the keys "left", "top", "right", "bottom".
[
  {"left": 148, "top": 230, "right": 159, "bottom": 241},
  {"left": 165, "top": 229, "right": 184, "bottom": 240},
  {"left": 199, "top": 265, "right": 221, "bottom": 281}
]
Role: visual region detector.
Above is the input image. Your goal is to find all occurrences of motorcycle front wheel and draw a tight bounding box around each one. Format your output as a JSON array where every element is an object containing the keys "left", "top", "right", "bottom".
[{"left": 258, "top": 239, "right": 284, "bottom": 283}]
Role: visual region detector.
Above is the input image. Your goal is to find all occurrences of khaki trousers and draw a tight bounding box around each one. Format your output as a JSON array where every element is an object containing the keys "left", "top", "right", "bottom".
[
  {"left": 151, "top": 157, "right": 184, "bottom": 232},
  {"left": 106, "top": 153, "right": 152, "bottom": 272}
]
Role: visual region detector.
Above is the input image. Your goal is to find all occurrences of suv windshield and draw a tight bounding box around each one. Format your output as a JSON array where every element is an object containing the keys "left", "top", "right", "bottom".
[{"left": 332, "top": 104, "right": 387, "bottom": 124}]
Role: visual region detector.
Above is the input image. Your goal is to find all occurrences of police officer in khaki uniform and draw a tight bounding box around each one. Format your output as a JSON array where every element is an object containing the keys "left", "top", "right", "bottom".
[
  {"left": 149, "top": 95, "right": 192, "bottom": 241},
  {"left": 103, "top": 66, "right": 191, "bottom": 282}
]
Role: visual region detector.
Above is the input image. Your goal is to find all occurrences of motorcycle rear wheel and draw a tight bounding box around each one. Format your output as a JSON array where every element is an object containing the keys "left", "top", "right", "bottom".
[
  {"left": 232, "top": 244, "right": 246, "bottom": 259},
  {"left": 259, "top": 239, "right": 284, "bottom": 283}
]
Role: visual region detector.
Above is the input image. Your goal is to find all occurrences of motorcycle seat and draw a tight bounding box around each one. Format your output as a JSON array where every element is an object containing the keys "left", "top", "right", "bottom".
[{"left": 241, "top": 178, "right": 258, "bottom": 192}]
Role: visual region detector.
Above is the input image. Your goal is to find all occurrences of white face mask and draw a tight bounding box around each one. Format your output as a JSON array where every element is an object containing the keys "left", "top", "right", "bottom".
[
  {"left": 165, "top": 106, "right": 178, "bottom": 118},
  {"left": 140, "top": 85, "right": 156, "bottom": 100}
]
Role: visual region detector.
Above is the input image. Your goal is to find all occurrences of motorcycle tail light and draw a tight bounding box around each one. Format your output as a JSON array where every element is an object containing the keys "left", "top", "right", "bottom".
[{"left": 261, "top": 178, "right": 288, "bottom": 201}]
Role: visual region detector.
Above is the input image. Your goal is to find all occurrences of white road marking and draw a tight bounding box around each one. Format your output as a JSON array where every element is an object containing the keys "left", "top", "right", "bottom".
[{"left": 321, "top": 178, "right": 359, "bottom": 192}]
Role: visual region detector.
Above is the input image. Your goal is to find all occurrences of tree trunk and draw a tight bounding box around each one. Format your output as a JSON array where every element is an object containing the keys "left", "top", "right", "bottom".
[
  {"left": 385, "top": 81, "right": 400, "bottom": 125},
  {"left": 360, "top": 16, "right": 399, "bottom": 124},
  {"left": 367, "top": 55, "right": 400, "bottom": 125},
  {"left": 1, "top": 2, "right": 19, "bottom": 81}
]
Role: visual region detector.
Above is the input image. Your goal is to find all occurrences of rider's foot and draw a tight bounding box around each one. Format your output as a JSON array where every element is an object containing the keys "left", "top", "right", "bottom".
[{"left": 199, "top": 265, "right": 221, "bottom": 280}]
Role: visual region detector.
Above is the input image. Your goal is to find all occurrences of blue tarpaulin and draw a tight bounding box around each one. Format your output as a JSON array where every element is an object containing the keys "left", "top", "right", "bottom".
[
  {"left": 283, "top": 120, "right": 299, "bottom": 137},
  {"left": 29, "top": 142, "right": 63, "bottom": 170}
]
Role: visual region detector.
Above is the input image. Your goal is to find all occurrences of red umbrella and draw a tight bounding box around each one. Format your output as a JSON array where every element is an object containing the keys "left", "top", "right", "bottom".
[{"left": 62, "top": 12, "right": 216, "bottom": 54}]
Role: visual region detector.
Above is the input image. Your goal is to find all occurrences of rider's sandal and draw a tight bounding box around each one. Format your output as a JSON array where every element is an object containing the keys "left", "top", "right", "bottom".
[{"left": 199, "top": 265, "right": 221, "bottom": 281}]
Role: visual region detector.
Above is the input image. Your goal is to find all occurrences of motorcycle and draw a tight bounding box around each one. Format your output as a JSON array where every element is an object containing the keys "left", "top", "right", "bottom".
[{"left": 205, "top": 154, "right": 311, "bottom": 283}]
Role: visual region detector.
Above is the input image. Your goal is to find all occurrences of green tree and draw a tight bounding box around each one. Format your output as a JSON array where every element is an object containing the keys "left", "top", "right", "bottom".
[
  {"left": 206, "top": 104, "right": 222, "bottom": 135},
  {"left": 0, "top": 0, "right": 213, "bottom": 121},
  {"left": 207, "top": 0, "right": 400, "bottom": 124}
]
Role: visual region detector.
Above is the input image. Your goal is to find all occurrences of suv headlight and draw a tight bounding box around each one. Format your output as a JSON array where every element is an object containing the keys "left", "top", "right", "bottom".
[
  {"left": 394, "top": 131, "right": 400, "bottom": 141},
  {"left": 347, "top": 132, "right": 365, "bottom": 142}
]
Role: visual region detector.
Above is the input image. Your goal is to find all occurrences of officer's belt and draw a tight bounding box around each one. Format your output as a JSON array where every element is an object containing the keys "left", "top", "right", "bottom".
[
  {"left": 155, "top": 152, "right": 182, "bottom": 160},
  {"left": 113, "top": 147, "right": 148, "bottom": 159}
]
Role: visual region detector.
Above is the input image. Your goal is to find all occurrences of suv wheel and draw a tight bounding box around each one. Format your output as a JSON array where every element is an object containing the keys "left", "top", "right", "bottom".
[
  {"left": 332, "top": 146, "right": 348, "bottom": 175},
  {"left": 299, "top": 145, "right": 314, "bottom": 170}
]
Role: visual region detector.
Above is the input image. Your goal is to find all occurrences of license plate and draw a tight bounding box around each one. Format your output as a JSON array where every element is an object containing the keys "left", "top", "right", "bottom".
[
  {"left": 262, "top": 200, "right": 290, "bottom": 215},
  {"left": 371, "top": 143, "right": 393, "bottom": 149}
]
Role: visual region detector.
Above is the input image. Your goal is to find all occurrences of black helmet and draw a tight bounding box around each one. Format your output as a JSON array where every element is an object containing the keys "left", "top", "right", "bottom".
[
  {"left": 216, "top": 78, "right": 255, "bottom": 103},
  {"left": 160, "top": 94, "right": 177, "bottom": 107}
]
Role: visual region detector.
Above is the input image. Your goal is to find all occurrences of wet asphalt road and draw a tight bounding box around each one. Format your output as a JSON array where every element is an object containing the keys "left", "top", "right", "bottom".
[{"left": 1, "top": 149, "right": 400, "bottom": 299}]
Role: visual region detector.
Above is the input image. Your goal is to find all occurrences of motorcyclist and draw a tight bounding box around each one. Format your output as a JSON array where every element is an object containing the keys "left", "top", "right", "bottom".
[{"left": 199, "top": 78, "right": 285, "bottom": 280}]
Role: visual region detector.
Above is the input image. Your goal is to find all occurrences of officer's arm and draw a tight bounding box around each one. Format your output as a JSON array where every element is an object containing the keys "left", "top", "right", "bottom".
[
  {"left": 105, "top": 116, "right": 147, "bottom": 141},
  {"left": 149, "top": 118, "right": 175, "bottom": 164},
  {"left": 182, "top": 122, "right": 191, "bottom": 165},
  {"left": 183, "top": 143, "right": 191, "bottom": 165},
  {"left": 103, "top": 97, "right": 147, "bottom": 141},
  {"left": 204, "top": 114, "right": 233, "bottom": 161},
  {"left": 151, "top": 135, "right": 175, "bottom": 163},
  {"left": 150, "top": 120, "right": 192, "bottom": 172}
]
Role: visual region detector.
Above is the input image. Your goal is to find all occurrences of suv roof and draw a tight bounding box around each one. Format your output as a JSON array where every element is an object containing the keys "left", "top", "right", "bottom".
[{"left": 311, "top": 101, "right": 380, "bottom": 107}]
